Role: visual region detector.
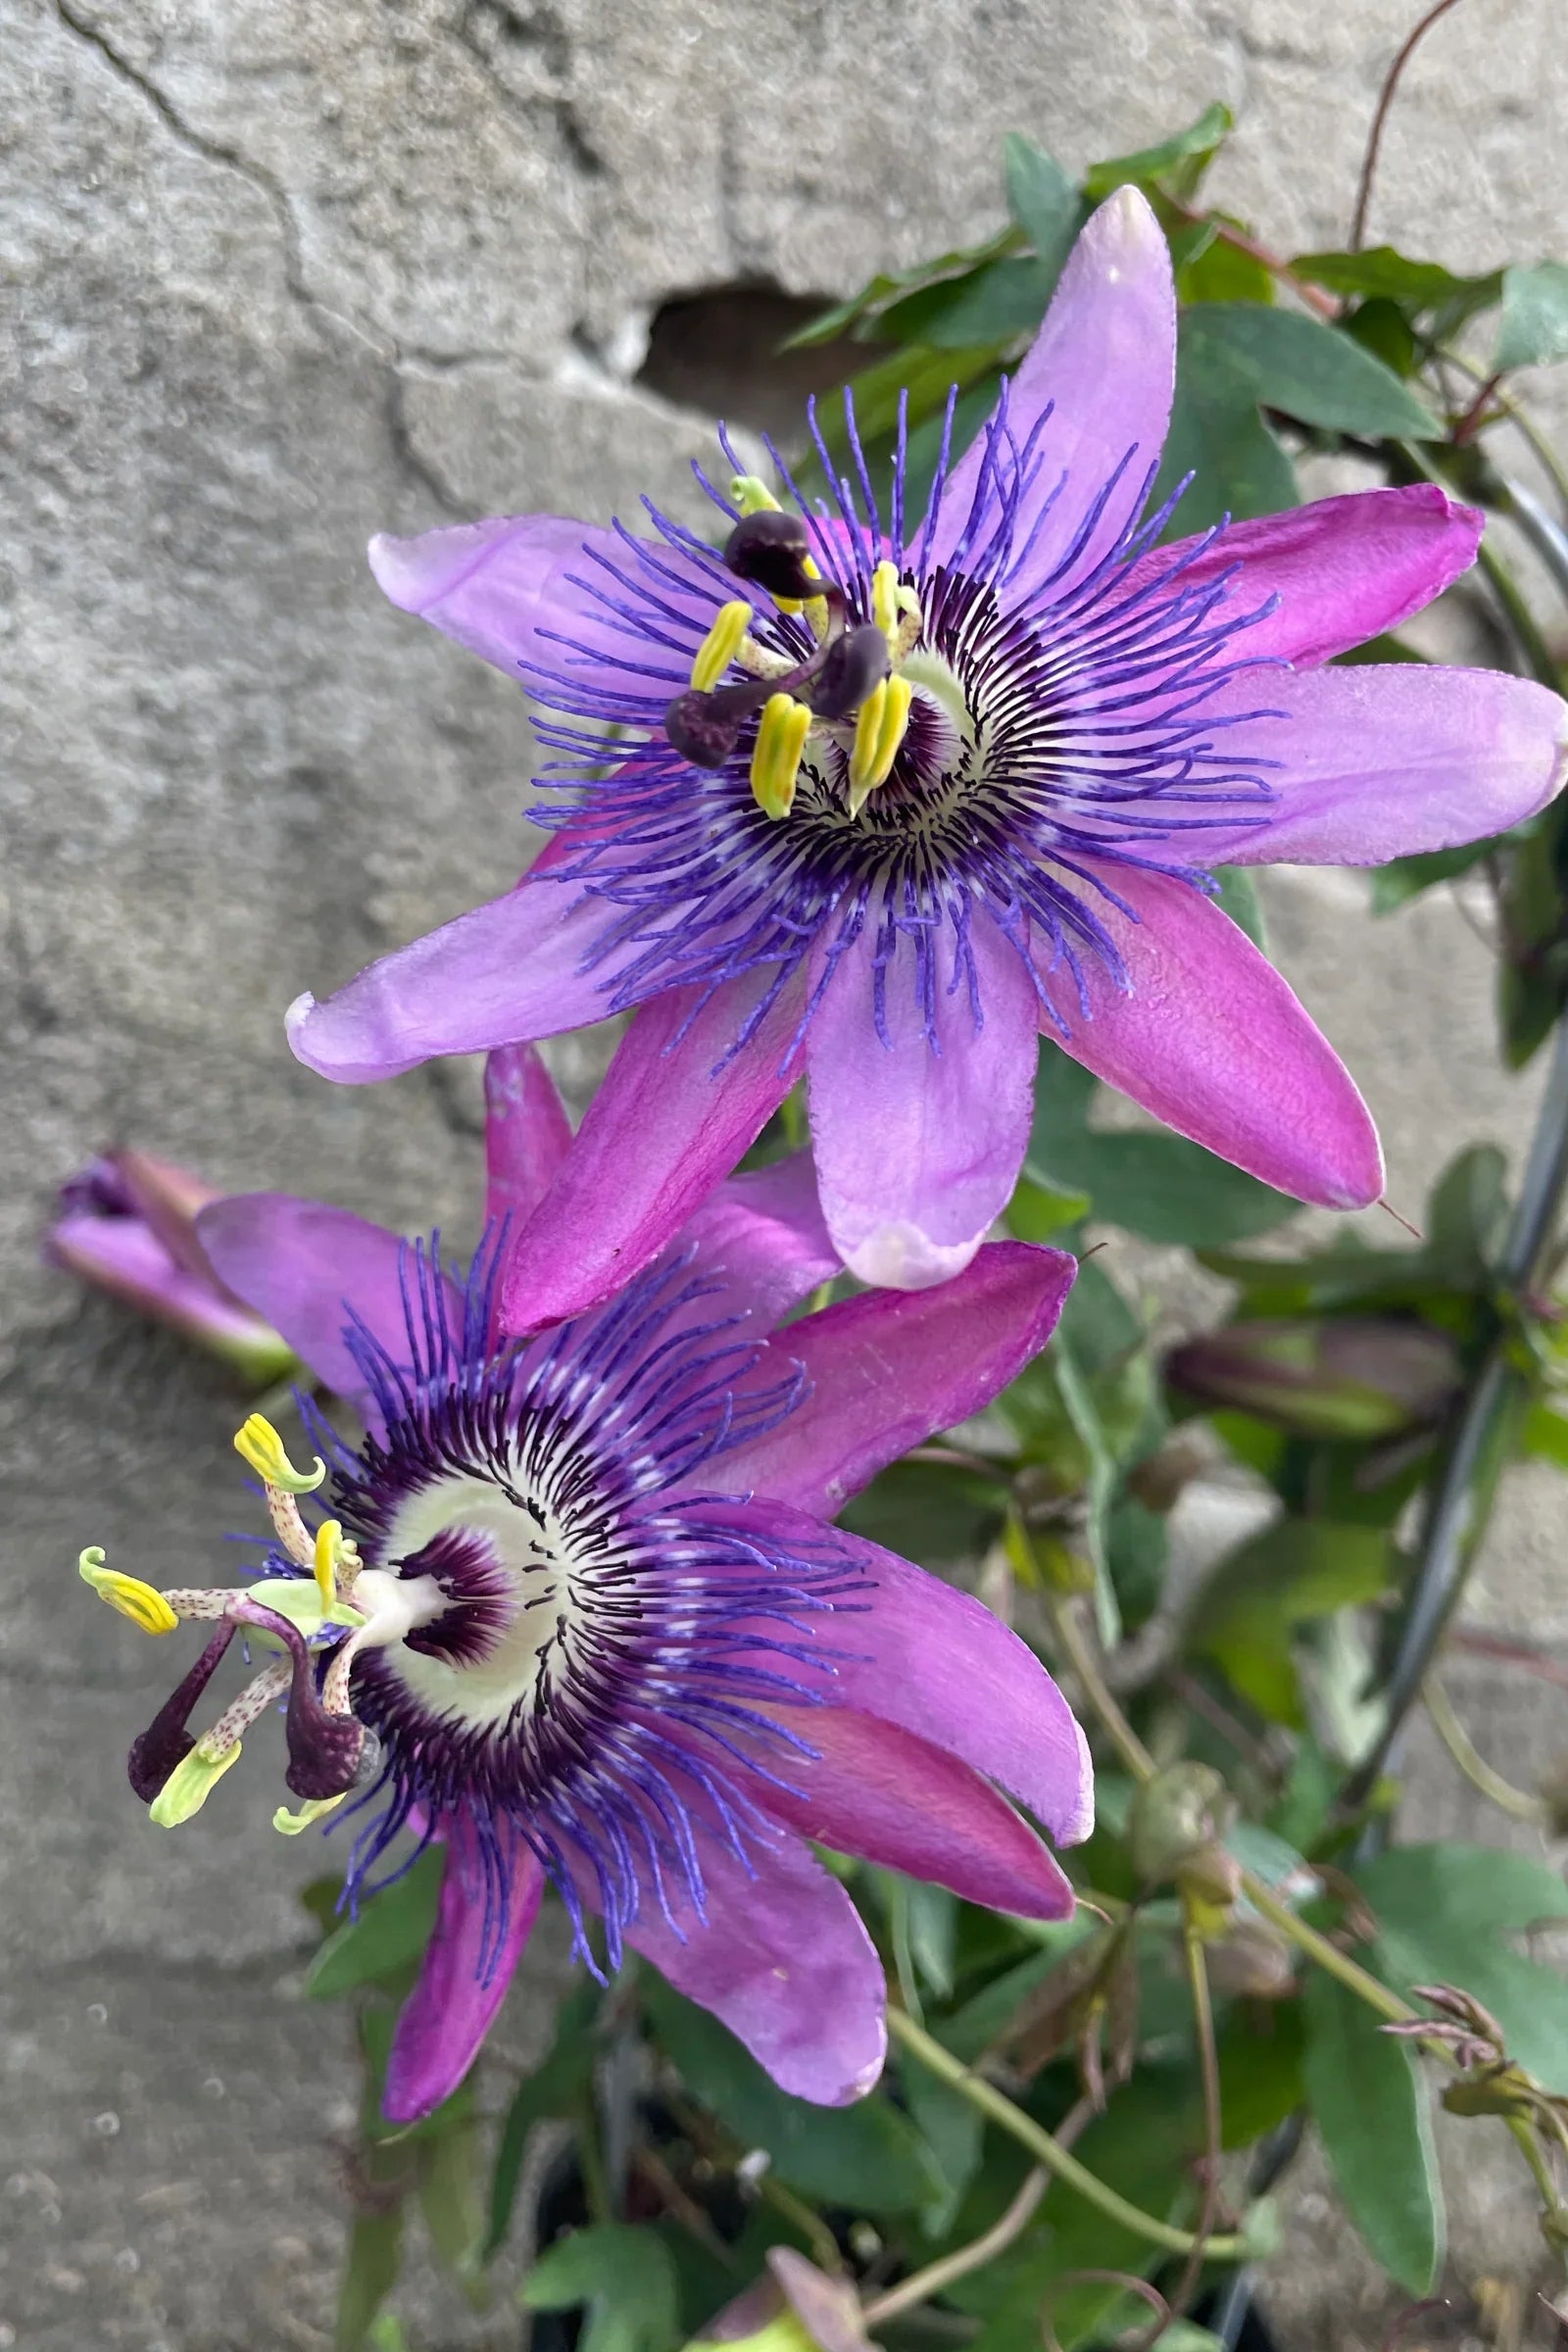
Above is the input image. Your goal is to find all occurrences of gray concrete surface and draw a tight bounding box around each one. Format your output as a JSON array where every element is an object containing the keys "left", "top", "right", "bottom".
[{"left": 5, "top": 0, "right": 1568, "bottom": 2343}]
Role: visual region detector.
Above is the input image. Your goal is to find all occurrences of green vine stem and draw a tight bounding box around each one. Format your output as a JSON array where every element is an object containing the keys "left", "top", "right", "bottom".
[{"left": 887, "top": 2007, "right": 1249, "bottom": 2265}]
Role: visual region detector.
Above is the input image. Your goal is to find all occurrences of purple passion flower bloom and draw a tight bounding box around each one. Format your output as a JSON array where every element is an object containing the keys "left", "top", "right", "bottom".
[
  {"left": 48, "top": 1149, "right": 299, "bottom": 1386},
  {"left": 288, "top": 186, "right": 1568, "bottom": 1325},
  {"left": 81, "top": 1046, "right": 1089, "bottom": 2120}
]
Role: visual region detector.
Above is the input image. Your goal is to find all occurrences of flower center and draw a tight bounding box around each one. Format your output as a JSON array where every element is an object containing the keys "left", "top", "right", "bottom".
[{"left": 380, "top": 1473, "right": 582, "bottom": 1723}]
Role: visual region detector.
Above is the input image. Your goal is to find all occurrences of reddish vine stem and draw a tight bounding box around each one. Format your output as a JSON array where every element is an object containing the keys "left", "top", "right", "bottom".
[{"left": 1350, "top": 0, "right": 1472, "bottom": 249}]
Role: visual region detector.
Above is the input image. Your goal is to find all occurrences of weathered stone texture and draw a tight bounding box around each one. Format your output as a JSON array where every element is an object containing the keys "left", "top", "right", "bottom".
[{"left": 4, "top": 0, "right": 1568, "bottom": 2341}]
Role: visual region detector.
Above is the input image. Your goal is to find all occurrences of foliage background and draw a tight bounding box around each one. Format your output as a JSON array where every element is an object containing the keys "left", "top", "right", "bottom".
[{"left": 6, "top": 2, "right": 1568, "bottom": 2347}]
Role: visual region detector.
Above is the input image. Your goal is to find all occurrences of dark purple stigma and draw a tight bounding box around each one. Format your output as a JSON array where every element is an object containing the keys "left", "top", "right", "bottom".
[
  {"left": 127, "top": 1626, "right": 236, "bottom": 1803},
  {"left": 722, "top": 507, "right": 818, "bottom": 604},
  {"left": 235, "top": 1598, "right": 375, "bottom": 1803},
  {"left": 808, "top": 624, "right": 891, "bottom": 721}
]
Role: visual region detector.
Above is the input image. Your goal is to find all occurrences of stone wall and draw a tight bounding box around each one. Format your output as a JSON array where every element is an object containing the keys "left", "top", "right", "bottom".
[{"left": 5, "top": 2, "right": 1567, "bottom": 2343}]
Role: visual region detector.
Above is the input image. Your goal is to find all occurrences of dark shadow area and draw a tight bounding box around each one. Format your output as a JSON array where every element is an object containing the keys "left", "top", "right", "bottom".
[{"left": 637, "top": 281, "right": 883, "bottom": 446}]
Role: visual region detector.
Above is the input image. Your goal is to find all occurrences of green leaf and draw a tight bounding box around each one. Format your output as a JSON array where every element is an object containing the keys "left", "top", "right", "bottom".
[
  {"left": 882, "top": 257, "right": 1055, "bottom": 351},
  {"left": 1007, "top": 1174, "right": 1092, "bottom": 1238},
  {"left": 1003, "top": 133, "right": 1082, "bottom": 271},
  {"left": 1343, "top": 296, "right": 1419, "bottom": 381},
  {"left": 1496, "top": 261, "right": 1568, "bottom": 371},
  {"left": 780, "top": 224, "right": 1024, "bottom": 349},
  {"left": 306, "top": 1849, "right": 444, "bottom": 2001},
  {"left": 417, "top": 2127, "right": 486, "bottom": 2295},
  {"left": 1301, "top": 1969, "right": 1444, "bottom": 2294},
  {"left": 1293, "top": 246, "right": 1496, "bottom": 311},
  {"left": 520, "top": 2224, "right": 681, "bottom": 2352},
  {"left": 1085, "top": 103, "right": 1233, "bottom": 204},
  {"left": 1152, "top": 318, "right": 1298, "bottom": 535},
  {"left": 1521, "top": 1399, "right": 1568, "bottom": 1467},
  {"left": 1351, "top": 1844, "right": 1568, "bottom": 2091},
  {"left": 1030, "top": 1045, "right": 1298, "bottom": 1248},
  {"left": 642, "top": 1977, "right": 944, "bottom": 2211},
  {"left": 1212, "top": 864, "right": 1267, "bottom": 949},
  {"left": 1181, "top": 304, "right": 1444, "bottom": 439},
  {"left": 841, "top": 1455, "right": 1005, "bottom": 1566},
  {"left": 1370, "top": 838, "right": 1494, "bottom": 911},
  {"left": 484, "top": 1982, "right": 601, "bottom": 2259},
  {"left": 336, "top": 2208, "right": 407, "bottom": 2352},
  {"left": 1190, "top": 1520, "right": 1396, "bottom": 1727},
  {"left": 1176, "top": 225, "right": 1275, "bottom": 306},
  {"left": 1424, "top": 1143, "right": 1508, "bottom": 1287},
  {"left": 901, "top": 2054, "right": 985, "bottom": 2234}
]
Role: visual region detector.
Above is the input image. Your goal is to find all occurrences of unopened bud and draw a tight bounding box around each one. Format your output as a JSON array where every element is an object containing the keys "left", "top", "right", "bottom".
[
  {"left": 1167, "top": 1317, "right": 1459, "bottom": 1440},
  {"left": 1128, "top": 1762, "right": 1235, "bottom": 1886}
]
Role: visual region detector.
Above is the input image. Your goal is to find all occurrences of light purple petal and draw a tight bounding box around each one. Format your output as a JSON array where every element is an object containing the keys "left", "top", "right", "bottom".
[
  {"left": 371, "top": 517, "right": 750, "bottom": 707},
  {"left": 49, "top": 1212, "right": 290, "bottom": 1372},
  {"left": 625, "top": 1828, "right": 886, "bottom": 2105},
  {"left": 285, "top": 877, "right": 627, "bottom": 1085},
  {"left": 370, "top": 514, "right": 596, "bottom": 676},
  {"left": 705, "top": 1240, "right": 1075, "bottom": 1519},
  {"left": 924, "top": 186, "right": 1175, "bottom": 603},
  {"left": 1122, "top": 484, "right": 1483, "bottom": 669},
  {"left": 677, "top": 1152, "right": 841, "bottom": 1325},
  {"left": 683, "top": 1500, "right": 1093, "bottom": 1847},
  {"left": 1046, "top": 862, "right": 1384, "bottom": 1209},
  {"left": 197, "top": 1194, "right": 448, "bottom": 1408},
  {"left": 484, "top": 1043, "right": 573, "bottom": 1230},
  {"left": 758, "top": 1704, "right": 1075, "bottom": 1919},
  {"left": 805, "top": 913, "right": 1041, "bottom": 1290},
  {"left": 383, "top": 1822, "right": 546, "bottom": 2124},
  {"left": 500, "top": 969, "right": 808, "bottom": 1334},
  {"left": 1179, "top": 663, "right": 1568, "bottom": 866}
]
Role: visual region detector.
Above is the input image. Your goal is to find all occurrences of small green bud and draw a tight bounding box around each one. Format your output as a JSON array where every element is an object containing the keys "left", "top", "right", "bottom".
[{"left": 1128, "top": 1762, "right": 1235, "bottom": 1886}]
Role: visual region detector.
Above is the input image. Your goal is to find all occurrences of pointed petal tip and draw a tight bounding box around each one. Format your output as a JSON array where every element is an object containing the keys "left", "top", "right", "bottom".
[
  {"left": 839, "top": 1221, "right": 984, "bottom": 1291},
  {"left": 368, "top": 519, "right": 498, "bottom": 616},
  {"left": 1055, "top": 1715, "right": 1097, "bottom": 1848}
]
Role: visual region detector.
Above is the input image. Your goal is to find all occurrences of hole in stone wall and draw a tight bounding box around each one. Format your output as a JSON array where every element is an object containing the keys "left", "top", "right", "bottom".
[{"left": 637, "top": 282, "right": 884, "bottom": 448}]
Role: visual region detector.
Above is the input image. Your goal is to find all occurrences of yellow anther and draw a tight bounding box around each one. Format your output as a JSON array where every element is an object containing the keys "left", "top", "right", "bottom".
[
  {"left": 273, "top": 1792, "right": 349, "bottom": 1837},
  {"left": 729, "top": 473, "right": 781, "bottom": 515},
  {"left": 848, "top": 673, "right": 914, "bottom": 815},
  {"left": 690, "top": 598, "right": 755, "bottom": 693},
  {"left": 78, "top": 1546, "right": 177, "bottom": 1636},
  {"left": 871, "top": 560, "right": 902, "bottom": 641},
  {"left": 776, "top": 553, "right": 825, "bottom": 622},
  {"left": 314, "top": 1519, "right": 344, "bottom": 1610},
  {"left": 750, "top": 694, "right": 813, "bottom": 820},
  {"left": 149, "top": 1740, "right": 243, "bottom": 1828},
  {"left": 234, "top": 1413, "right": 325, "bottom": 1496}
]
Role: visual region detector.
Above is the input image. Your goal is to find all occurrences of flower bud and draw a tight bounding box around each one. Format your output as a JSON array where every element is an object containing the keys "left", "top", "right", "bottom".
[
  {"left": 48, "top": 1150, "right": 299, "bottom": 1387},
  {"left": 688, "top": 2249, "right": 867, "bottom": 2352},
  {"left": 1128, "top": 1761, "right": 1235, "bottom": 1886},
  {"left": 1166, "top": 1317, "right": 1459, "bottom": 1441}
]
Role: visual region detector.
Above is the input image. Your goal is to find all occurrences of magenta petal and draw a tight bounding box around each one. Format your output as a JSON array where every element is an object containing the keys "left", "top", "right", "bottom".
[
  {"left": 690, "top": 1502, "right": 1092, "bottom": 1845},
  {"left": 679, "top": 1152, "right": 841, "bottom": 1324},
  {"left": 1124, "top": 484, "right": 1483, "bottom": 669},
  {"left": 197, "top": 1194, "right": 448, "bottom": 1407},
  {"left": 708, "top": 1240, "right": 1075, "bottom": 1519},
  {"left": 925, "top": 187, "right": 1174, "bottom": 602},
  {"left": 369, "top": 514, "right": 595, "bottom": 676},
  {"left": 1047, "top": 863, "right": 1383, "bottom": 1209},
  {"left": 484, "top": 1044, "right": 573, "bottom": 1230},
  {"left": 500, "top": 970, "right": 808, "bottom": 1334},
  {"left": 286, "top": 878, "right": 625, "bottom": 1085},
  {"left": 806, "top": 913, "right": 1041, "bottom": 1290},
  {"left": 383, "top": 1823, "right": 546, "bottom": 2124},
  {"left": 1182, "top": 663, "right": 1568, "bottom": 867},
  {"left": 760, "top": 1706, "right": 1075, "bottom": 1919},
  {"left": 626, "top": 1830, "right": 886, "bottom": 2105}
]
